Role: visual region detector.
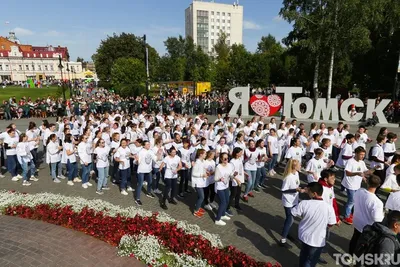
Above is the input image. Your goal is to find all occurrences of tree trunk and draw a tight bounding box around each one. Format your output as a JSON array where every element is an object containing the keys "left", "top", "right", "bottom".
[
  {"left": 313, "top": 57, "right": 319, "bottom": 100},
  {"left": 327, "top": 47, "right": 335, "bottom": 99}
]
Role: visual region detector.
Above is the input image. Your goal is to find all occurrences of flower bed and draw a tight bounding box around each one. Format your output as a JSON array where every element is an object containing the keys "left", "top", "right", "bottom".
[{"left": 0, "top": 191, "right": 281, "bottom": 267}]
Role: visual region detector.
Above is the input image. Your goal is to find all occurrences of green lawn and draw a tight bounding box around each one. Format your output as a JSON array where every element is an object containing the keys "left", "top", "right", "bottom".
[{"left": 0, "top": 86, "right": 71, "bottom": 102}]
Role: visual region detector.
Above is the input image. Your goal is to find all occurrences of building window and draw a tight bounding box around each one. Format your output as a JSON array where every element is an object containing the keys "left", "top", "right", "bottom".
[
  {"left": 222, "top": 20, "right": 225, "bottom": 23},
  {"left": 228, "top": 27, "right": 231, "bottom": 30},
  {"left": 217, "top": 19, "right": 219, "bottom": 22},
  {"left": 40, "top": 54, "right": 43, "bottom": 57},
  {"left": 227, "top": 40, "right": 231, "bottom": 45},
  {"left": 0, "top": 65, "right": 2, "bottom": 71},
  {"left": 38, "top": 65, "right": 42, "bottom": 71},
  {"left": 46, "top": 54, "right": 49, "bottom": 58},
  {"left": 211, "top": 39, "right": 214, "bottom": 44},
  {"left": 25, "top": 65, "right": 29, "bottom": 70},
  {"left": 211, "top": 11, "right": 214, "bottom": 15},
  {"left": 217, "top": 12, "right": 220, "bottom": 15},
  {"left": 71, "top": 66, "right": 74, "bottom": 72},
  {"left": 32, "top": 65, "right": 35, "bottom": 71},
  {"left": 0, "top": 53, "right": 2, "bottom": 57},
  {"left": 44, "top": 65, "right": 48, "bottom": 71},
  {"left": 223, "top": 27, "right": 225, "bottom": 30},
  {"left": 33, "top": 54, "right": 36, "bottom": 57},
  {"left": 228, "top": 13, "right": 231, "bottom": 17},
  {"left": 27, "top": 53, "right": 30, "bottom": 57},
  {"left": 19, "top": 65, "right": 22, "bottom": 71},
  {"left": 1, "top": 45, "right": 4, "bottom": 49},
  {"left": 228, "top": 20, "right": 231, "bottom": 24},
  {"left": 211, "top": 32, "right": 214, "bottom": 36},
  {"left": 222, "top": 12, "right": 225, "bottom": 16},
  {"left": 211, "top": 18, "right": 214, "bottom": 22},
  {"left": 211, "top": 26, "right": 214, "bottom": 29},
  {"left": 5, "top": 65, "right": 9, "bottom": 70},
  {"left": 50, "top": 65, "right": 54, "bottom": 71}
]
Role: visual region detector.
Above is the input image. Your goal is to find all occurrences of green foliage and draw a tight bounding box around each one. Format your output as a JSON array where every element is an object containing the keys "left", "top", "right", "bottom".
[{"left": 111, "top": 58, "right": 146, "bottom": 97}]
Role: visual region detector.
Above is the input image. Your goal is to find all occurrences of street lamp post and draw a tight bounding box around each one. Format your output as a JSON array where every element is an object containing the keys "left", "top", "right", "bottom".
[
  {"left": 58, "top": 55, "right": 66, "bottom": 100},
  {"left": 66, "top": 63, "right": 72, "bottom": 97},
  {"left": 143, "top": 34, "right": 149, "bottom": 98}
]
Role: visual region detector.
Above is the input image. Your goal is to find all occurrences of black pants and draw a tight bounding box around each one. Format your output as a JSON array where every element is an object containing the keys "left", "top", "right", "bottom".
[
  {"left": 179, "top": 169, "right": 190, "bottom": 194},
  {"left": 163, "top": 178, "right": 177, "bottom": 201},
  {"left": 349, "top": 228, "right": 361, "bottom": 256},
  {"left": 204, "top": 183, "right": 216, "bottom": 204},
  {"left": 229, "top": 184, "right": 241, "bottom": 209},
  {"left": 375, "top": 169, "right": 385, "bottom": 192}
]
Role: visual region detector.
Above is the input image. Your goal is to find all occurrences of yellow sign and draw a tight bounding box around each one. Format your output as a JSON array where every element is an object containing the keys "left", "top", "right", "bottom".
[
  {"left": 182, "top": 87, "right": 188, "bottom": 94},
  {"left": 196, "top": 82, "right": 211, "bottom": 95}
]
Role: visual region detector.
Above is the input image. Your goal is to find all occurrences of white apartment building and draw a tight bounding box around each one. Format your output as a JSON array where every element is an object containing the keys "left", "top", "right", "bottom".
[
  {"left": 185, "top": 0, "right": 243, "bottom": 54},
  {"left": 0, "top": 32, "right": 85, "bottom": 83}
]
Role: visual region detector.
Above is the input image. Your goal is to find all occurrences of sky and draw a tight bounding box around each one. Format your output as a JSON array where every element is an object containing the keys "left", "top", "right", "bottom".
[{"left": 1, "top": 0, "right": 292, "bottom": 62}]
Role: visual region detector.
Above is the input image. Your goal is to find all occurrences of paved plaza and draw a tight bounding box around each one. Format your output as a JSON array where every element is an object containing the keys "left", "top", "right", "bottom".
[{"left": 0, "top": 118, "right": 399, "bottom": 267}]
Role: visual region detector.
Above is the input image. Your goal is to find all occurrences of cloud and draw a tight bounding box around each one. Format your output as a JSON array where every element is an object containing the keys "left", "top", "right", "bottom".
[
  {"left": 43, "top": 30, "right": 63, "bottom": 37},
  {"left": 273, "top": 15, "right": 283, "bottom": 22},
  {"left": 243, "top": 20, "right": 261, "bottom": 30},
  {"left": 13, "top": 27, "right": 34, "bottom": 36}
]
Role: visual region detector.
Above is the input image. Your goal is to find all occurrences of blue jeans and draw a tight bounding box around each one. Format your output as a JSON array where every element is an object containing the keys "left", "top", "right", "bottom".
[
  {"left": 5, "top": 111, "right": 11, "bottom": 120},
  {"left": 299, "top": 242, "right": 323, "bottom": 267},
  {"left": 50, "top": 161, "right": 62, "bottom": 179},
  {"left": 195, "top": 187, "right": 205, "bottom": 211},
  {"left": 282, "top": 207, "right": 294, "bottom": 239},
  {"left": 6, "top": 155, "right": 17, "bottom": 177},
  {"left": 152, "top": 168, "right": 163, "bottom": 190},
  {"left": 21, "top": 161, "right": 29, "bottom": 181},
  {"left": 136, "top": 172, "right": 151, "bottom": 200},
  {"left": 163, "top": 178, "right": 177, "bottom": 201},
  {"left": 344, "top": 188, "right": 357, "bottom": 218},
  {"left": 255, "top": 166, "right": 266, "bottom": 186},
  {"left": 216, "top": 188, "right": 230, "bottom": 221},
  {"left": 244, "top": 170, "right": 257, "bottom": 195},
  {"left": 119, "top": 168, "right": 131, "bottom": 191},
  {"left": 267, "top": 154, "right": 278, "bottom": 172},
  {"left": 81, "top": 163, "right": 92, "bottom": 184},
  {"left": 97, "top": 166, "right": 109, "bottom": 191},
  {"left": 66, "top": 160, "right": 78, "bottom": 181}
]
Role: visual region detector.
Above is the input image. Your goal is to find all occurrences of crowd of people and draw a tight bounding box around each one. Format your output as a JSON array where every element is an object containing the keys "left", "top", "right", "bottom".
[{"left": 0, "top": 92, "right": 400, "bottom": 266}]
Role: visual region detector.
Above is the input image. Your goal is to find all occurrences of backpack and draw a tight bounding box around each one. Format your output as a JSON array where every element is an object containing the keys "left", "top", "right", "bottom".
[{"left": 354, "top": 223, "right": 397, "bottom": 258}]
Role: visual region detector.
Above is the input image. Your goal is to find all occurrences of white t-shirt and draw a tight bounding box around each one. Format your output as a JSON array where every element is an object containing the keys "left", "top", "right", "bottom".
[
  {"left": 114, "top": 147, "right": 131, "bottom": 170},
  {"left": 285, "top": 146, "right": 303, "bottom": 163},
  {"left": 230, "top": 158, "right": 245, "bottom": 186},
  {"left": 383, "top": 142, "right": 396, "bottom": 162},
  {"left": 336, "top": 143, "right": 353, "bottom": 168},
  {"left": 137, "top": 149, "right": 155, "bottom": 173},
  {"left": 62, "top": 142, "right": 77, "bottom": 164},
  {"left": 358, "top": 133, "right": 369, "bottom": 149},
  {"left": 214, "top": 163, "right": 234, "bottom": 191},
  {"left": 341, "top": 158, "right": 368, "bottom": 190},
  {"left": 291, "top": 199, "right": 336, "bottom": 247},
  {"left": 191, "top": 159, "right": 207, "bottom": 188},
  {"left": 385, "top": 191, "right": 400, "bottom": 211},
  {"left": 204, "top": 159, "right": 216, "bottom": 186},
  {"left": 381, "top": 164, "right": 400, "bottom": 191},
  {"left": 307, "top": 141, "right": 320, "bottom": 154},
  {"left": 370, "top": 144, "right": 385, "bottom": 170},
  {"left": 163, "top": 155, "right": 181, "bottom": 179},
  {"left": 306, "top": 158, "right": 327, "bottom": 183},
  {"left": 94, "top": 146, "right": 110, "bottom": 168},
  {"left": 267, "top": 135, "right": 279, "bottom": 154},
  {"left": 353, "top": 188, "right": 384, "bottom": 232},
  {"left": 321, "top": 184, "right": 335, "bottom": 207},
  {"left": 256, "top": 147, "right": 267, "bottom": 168},
  {"left": 152, "top": 146, "right": 165, "bottom": 168},
  {"left": 244, "top": 149, "right": 260, "bottom": 171},
  {"left": 281, "top": 172, "right": 300, "bottom": 208},
  {"left": 179, "top": 147, "right": 195, "bottom": 170}
]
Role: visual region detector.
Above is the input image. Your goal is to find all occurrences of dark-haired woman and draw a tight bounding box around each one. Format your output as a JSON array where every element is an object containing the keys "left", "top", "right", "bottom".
[
  {"left": 78, "top": 135, "right": 93, "bottom": 189},
  {"left": 16, "top": 133, "right": 35, "bottom": 186},
  {"left": 136, "top": 140, "right": 156, "bottom": 205},
  {"left": 229, "top": 147, "right": 245, "bottom": 211},
  {"left": 46, "top": 133, "right": 63, "bottom": 183},
  {"left": 62, "top": 133, "right": 78, "bottom": 186},
  {"left": 94, "top": 138, "right": 110, "bottom": 195},
  {"left": 114, "top": 139, "right": 133, "bottom": 196},
  {"left": 159, "top": 147, "right": 182, "bottom": 210},
  {"left": 191, "top": 149, "right": 208, "bottom": 218}
]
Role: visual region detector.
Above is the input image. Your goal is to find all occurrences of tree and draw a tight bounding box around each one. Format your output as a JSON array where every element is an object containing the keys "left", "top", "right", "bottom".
[
  {"left": 213, "top": 32, "right": 232, "bottom": 90},
  {"left": 229, "top": 44, "right": 252, "bottom": 86},
  {"left": 92, "top": 33, "right": 159, "bottom": 87},
  {"left": 111, "top": 58, "right": 146, "bottom": 97},
  {"left": 76, "top": 57, "right": 84, "bottom": 63}
]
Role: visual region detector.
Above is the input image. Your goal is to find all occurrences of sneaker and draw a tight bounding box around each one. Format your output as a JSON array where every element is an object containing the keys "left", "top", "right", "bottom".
[
  {"left": 198, "top": 208, "right": 206, "bottom": 214},
  {"left": 53, "top": 178, "right": 61, "bottom": 183},
  {"left": 221, "top": 215, "right": 231, "bottom": 221},
  {"left": 185, "top": 189, "right": 192, "bottom": 194},
  {"left": 143, "top": 181, "right": 148, "bottom": 186},
  {"left": 242, "top": 195, "right": 249, "bottom": 202},
  {"left": 193, "top": 210, "right": 204, "bottom": 218},
  {"left": 73, "top": 177, "right": 82, "bottom": 183},
  {"left": 272, "top": 170, "right": 277, "bottom": 175},
  {"left": 67, "top": 181, "right": 74, "bottom": 186},
  {"left": 256, "top": 184, "right": 262, "bottom": 188},
  {"left": 96, "top": 190, "right": 104, "bottom": 195},
  {"left": 127, "top": 186, "right": 134, "bottom": 192},
  {"left": 30, "top": 176, "right": 39, "bottom": 182},
  {"left": 11, "top": 176, "right": 19, "bottom": 182},
  {"left": 204, "top": 204, "right": 213, "bottom": 211},
  {"left": 16, "top": 174, "right": 23, "bottom": 179},
  {"left": 343, "top": 217, "right": 353, "bottom": 225},
  {"left": 248, "top": 192, "right": 255, "bottom": 198},
  {"left": 161, "top": 202, "right": 168, "bottom": 210},
  {"left": 350, "top": 213, "right": 354, "bottom": 220},
  {"left": 82, "top": 183, "right": 88, "bottom": 189},
  {"left": 225, "top": 210, "right": 234, "bottom": 217},
  {"left": 235, "top": 205, "right": 243, "bottom": 211},
  {"left": 146, "top": 193, "right": 155, "bottom": 199},
  {"left": 57, "top": 175, "right": 66, "bottom": 179},
  {"left": 90, "top": 170, "right": 95, "bottom": 175},
  {"left": 154, "top": 189, "right": 162, "bottom": 194},
  {"left": 177, "top": 193, "right": 185, "bottom": 198},
  {"left": 318, "top": 258, "right": 328, "bottom": 265},
  {"left": 254, "top": 188, "right": 261, "bottom": 193},
  {"left": 260, "top": 184, "right": 268, "bottom": 189},
  {"left": 135, "top": 199, "right": 143, "bottom": 206},
  {"left": 279, "top": 240, "right": 292, "bottom": 249},
  {"left": 86, "top": 182, "right": 93, "bottom": 187},
  {"left": 102, "top": 186, "right": 110, "bottom": 190},
  {"left": 169, "top": 198, "right": 178, "bottom": 205},
  {"left": 210, "top": 202, "right": 218, "bottom": 209},
  {"left": 22, "top": 181, "right": 31, "bottom": 186},
  {"left": 215, "top": 220, "right": 226, "bottom": 226},
  {"left": 121, "top": 190, "right": 128, "bottom": 196},
  {"left": 0, "top": 174, "right": 5, "bottom": 178}
]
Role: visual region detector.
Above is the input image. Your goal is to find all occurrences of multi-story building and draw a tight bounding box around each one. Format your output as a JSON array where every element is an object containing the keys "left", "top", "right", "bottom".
[
  {"left": 0, "top": 32, "right": 84, "bottom": 83},
  {"left": 185, "top": 0, "right": 243, "bottom": 54}
]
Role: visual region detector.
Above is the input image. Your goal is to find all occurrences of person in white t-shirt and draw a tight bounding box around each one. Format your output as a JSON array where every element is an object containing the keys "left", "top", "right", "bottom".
[
  {"left": 151, "top": 138, "right": 165, "bottom": 195},
  {"left": 292, "top": 182, "right": 337, "bottom": 267},
  {"left": 285, "top": 137, "right": 304, "bottom": 163},
  {"left": 383, "top": 132, "right": 397, "bottom": 162},
  {"left": 93, "top": 138, "right": 110, "bottom": 194},
  {"left": 178, "top": 139, "right": 195, "bottom": 198},
  {"left": 336, "top": 134, "right": 355, "bottom": 168},
  {"left": 62, "top": 133, "right": 79, "bottom": 186},
  {"left": 203, "top": 151, "right": 217, "bottom": 211},
  {"left": 370, "top": 134, "right": 390, "bottom": 186},
  {"left": 305, "top": 148, "right": 333, "bottom": 183},
  {"left": 229, "top": 148, "right": 246, "bottom": 212},
  {"left": 243, "top": 139, "right": 260, "bottom": 202},
  {"left": 136, "top": 140, "right": 157, "bottom": 204},
  {"left": 357, "top": 126, "right": 372, "bottom": 149},
  {"left": 114, "top": 139, "right": 134, "bottom": 196},
  {"left": 267, "top": 128, "right": 279, "bottom": 176},
  {"left": 191, "top": 149, "right": 208, "bottom": 218},
  {"left": 159, "top": 147, "right": 182, "bottom": 210},
  {"left": 16, "top": 133, "right": 35, "bottom": 186},
  {"left": 342, "top": 146, "right": 372, "bottom": 225},
  {"left": 348, "top": 175, "right": 384, "bottom": 256},
  {"left": 381, "top": 156, "right": 400, "bottom": 193},
  {"left": 385, "top": 174, "right": 400, "bottom": 212},
  {"left": 280, "top": 159, "right": 305, "bottom": 248},
  {"left": 214, "top": 152, "right": 236, "bottom": 226}
]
